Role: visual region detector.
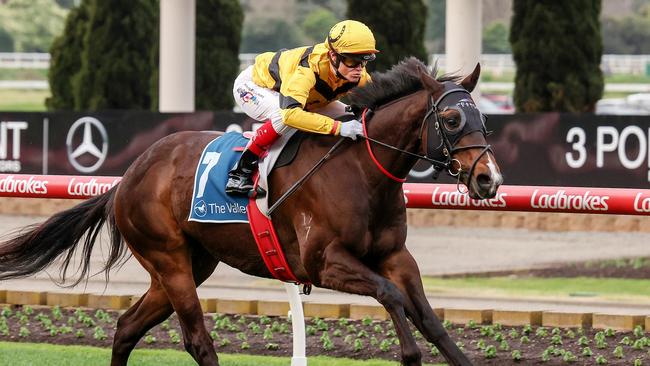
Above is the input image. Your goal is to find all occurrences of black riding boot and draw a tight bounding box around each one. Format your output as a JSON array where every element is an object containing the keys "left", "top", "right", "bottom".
[{"left": 225, "top": 149, "right": 259, "bottom": 195}]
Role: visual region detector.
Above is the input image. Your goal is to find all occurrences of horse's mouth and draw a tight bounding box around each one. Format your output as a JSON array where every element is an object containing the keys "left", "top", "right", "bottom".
[{"left": 463, "top": 172, "right": 501, "bottom": 200}]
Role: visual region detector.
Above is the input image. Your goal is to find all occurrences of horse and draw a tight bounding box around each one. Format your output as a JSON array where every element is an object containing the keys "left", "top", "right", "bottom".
[{"left": 0, "top": 57, "right": 502, "bottom": 366}]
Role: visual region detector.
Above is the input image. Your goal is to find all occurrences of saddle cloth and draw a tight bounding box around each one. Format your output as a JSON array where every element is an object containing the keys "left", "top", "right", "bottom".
[
  {"left": 188, "top": 132, "right": 250, "bottom": 223},
  {"left": 188, "top": 130, "right": 296, "bottom": 222}
]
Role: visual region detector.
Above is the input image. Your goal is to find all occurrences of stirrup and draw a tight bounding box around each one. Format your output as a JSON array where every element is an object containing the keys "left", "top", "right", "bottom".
[{"left": 225, "top": 175, "right": 254, "bottom": 195}]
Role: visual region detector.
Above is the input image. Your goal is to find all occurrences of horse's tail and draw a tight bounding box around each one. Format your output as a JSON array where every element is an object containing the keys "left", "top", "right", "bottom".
[{"left": 0, "top": 185, "right": 127, "bottom": 287}]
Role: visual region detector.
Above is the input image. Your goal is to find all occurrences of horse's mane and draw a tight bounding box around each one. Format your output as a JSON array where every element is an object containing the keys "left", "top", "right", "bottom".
[{"left": 347, "top": 57, "right": 462, "bottom": 110}]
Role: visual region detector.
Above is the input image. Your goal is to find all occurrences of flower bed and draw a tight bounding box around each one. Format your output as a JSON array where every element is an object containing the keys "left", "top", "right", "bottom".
[{"left": 0, "top": 304, "right": 648, "bottom": 365}]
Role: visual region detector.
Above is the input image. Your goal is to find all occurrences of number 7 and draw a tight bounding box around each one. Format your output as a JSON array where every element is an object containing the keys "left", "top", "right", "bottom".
[{"left": 196, "top": 151, "right": 221, "bottom": 198}]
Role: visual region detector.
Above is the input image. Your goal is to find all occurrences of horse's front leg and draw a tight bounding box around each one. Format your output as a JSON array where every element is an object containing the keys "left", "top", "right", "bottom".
[
  {"left": 379, "top": 248, "right": 473, "bottom": 366},
  {"left": 315, "top": 243, "right": 423, "bottom": 366}
]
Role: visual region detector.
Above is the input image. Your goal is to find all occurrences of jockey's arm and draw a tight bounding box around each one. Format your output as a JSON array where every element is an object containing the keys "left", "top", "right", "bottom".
[{"left": 279, "top": 68, "right": 342, "bottom": 136}]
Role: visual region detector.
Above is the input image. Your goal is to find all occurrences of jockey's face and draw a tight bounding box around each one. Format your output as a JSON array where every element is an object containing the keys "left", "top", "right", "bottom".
[{"left": 329, "top": 51, "right": 364, "bottom": 82}]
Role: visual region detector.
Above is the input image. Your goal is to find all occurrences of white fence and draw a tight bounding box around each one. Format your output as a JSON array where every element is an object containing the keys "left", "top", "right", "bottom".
[
  {"left": 4, "top": 52, "right": 650, "bottom": 75},
  {"left": 0, "top": 53, "right": 51, "bottom": 69},
  {"left": 430, "top": 54, "right": 650, "bottom": 76}
]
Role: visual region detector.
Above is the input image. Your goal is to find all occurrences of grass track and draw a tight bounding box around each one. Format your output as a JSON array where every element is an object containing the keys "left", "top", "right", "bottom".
[
  {"left": 0, "top": 342, "right": 444, "bottom": 366},
  {"left": 421, "top": 276, "right": 650, "bottom": 302},
  {"left": 0, "top": 89, "right": 48, "bottom": 111}
]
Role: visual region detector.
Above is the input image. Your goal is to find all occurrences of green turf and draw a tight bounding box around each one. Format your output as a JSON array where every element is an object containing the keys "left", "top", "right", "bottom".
[
  {"left": 0, "top": 89, "right": 49, "bottom": 111},
  {"left": 0, "top": 342, "right": 445, "bottom": 366},
  {"left": 422, "top": 276, "right": 650, "bottom": 302},
  {"left": 0, "top": 68, "right": 48, "bottom": 81}
]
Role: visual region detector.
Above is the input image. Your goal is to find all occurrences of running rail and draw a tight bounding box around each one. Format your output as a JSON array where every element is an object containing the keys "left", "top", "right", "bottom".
[{"left": 0, "top": 174, "right": 649, "bottom": 216}]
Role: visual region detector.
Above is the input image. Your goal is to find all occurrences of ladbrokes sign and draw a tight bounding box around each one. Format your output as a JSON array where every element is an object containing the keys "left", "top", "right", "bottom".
[
  {"left": 67, "top": 177, "right": 120, "bottom": 196},
  {"left": 530, "top": 189, "right": 609, "bottom": 211},
  {"left": 403, "top": 184, "right": 647, "bottom": 215},
  {"left": 0, "top": 175, "right": 47, "bottom": 195},
  {"left": 430, "top": 186, "right": 507, "bottom": 208}
]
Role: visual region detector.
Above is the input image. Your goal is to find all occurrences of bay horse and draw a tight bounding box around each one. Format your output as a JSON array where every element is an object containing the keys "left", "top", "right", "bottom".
[{"left": 0, "top": 58, "right": 501, "bottom": 366}]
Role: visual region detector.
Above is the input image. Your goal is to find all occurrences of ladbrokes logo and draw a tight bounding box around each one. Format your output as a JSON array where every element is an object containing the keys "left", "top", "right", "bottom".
[
  {"left": 67, "top": 177, "right": 120, "bottom": 196},
  {"left": 530, "top": 190, "right": 609, "bottom": 211},
  {"left": 431, "top": 187, "right": 507, "bottom": 208},
  {"left": 634, "top": 192, "right": 650, "bottom": 212},
  {"left": 0, "top": 175, "right": 47, "bottom": 194}
]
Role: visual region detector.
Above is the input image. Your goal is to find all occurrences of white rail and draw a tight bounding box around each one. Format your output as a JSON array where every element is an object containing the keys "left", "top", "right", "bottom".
[
  {"left": 0, "top": 53, "right": 51, "bottom": 69},
  {"left": 3, "top": 53, "right": 650, "bottom": 75},
  {"left": 431, "top": 54, "right": 650, "bottom": 76}
]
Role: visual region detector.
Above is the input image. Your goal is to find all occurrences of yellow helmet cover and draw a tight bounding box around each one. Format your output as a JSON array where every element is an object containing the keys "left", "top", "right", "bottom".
[{"left": 326, "top": 20, "right": 379, "bottom": 59}]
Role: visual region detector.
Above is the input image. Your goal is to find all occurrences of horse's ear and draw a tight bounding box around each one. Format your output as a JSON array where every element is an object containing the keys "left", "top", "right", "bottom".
[
  {"left": 418, "top": 65, "right": 443, "bottom": 94},
  {"left": 460, "top": 63, "right": 481, "bottom": 92}
]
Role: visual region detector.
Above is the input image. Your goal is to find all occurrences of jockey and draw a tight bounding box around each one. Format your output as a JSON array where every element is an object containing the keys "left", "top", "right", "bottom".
[{"left": 226, "top": 19, "right": 379, "bottom": 195}]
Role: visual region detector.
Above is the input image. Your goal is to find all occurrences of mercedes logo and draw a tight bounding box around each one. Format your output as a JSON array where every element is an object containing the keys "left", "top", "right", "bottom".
[{"left": 66, "top": 116, "right": 109, "bottom": 173}]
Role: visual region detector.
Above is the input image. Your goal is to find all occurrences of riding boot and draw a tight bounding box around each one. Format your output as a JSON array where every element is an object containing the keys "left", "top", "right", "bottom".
[
  {"left": 225, "top": 149, "right": 259, "bottom": 195},
  {"left": 225, "top": 119, "right": 281, "bottom": 195}
]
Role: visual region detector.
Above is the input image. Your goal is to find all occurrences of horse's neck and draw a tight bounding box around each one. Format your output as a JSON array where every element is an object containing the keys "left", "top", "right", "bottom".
[{"left": 361, "top": 91, "right": 426, "bottom": 185}]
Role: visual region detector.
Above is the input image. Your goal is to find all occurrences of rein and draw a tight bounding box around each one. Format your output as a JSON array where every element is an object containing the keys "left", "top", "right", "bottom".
[
  {"left": 361, "top": 109, "right": 406, "bottom": 183},
  {"left": 266, "top": 138, "right": 346, "bottom": 216},
  {"left": 361, "top": 109, "right": 453, "bottom": 183}
]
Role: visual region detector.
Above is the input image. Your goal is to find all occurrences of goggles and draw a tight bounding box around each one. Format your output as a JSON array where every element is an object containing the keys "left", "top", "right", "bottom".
[
  {"left": 338, "top": 52, "right": 375, "bottom": 69},
  {"left": 340, "top": 57, "right": 367, "bottom": 68}
]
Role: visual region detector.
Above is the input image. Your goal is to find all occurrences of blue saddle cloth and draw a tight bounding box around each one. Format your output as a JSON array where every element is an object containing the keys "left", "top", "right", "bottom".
[{"left": 189, "top": 132, "right": 250, "bottom": 223}]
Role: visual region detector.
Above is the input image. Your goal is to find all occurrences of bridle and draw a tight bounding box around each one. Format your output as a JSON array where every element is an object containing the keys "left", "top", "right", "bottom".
[{"left": 361, "top": 83, "right": 494, "bottom": 190}]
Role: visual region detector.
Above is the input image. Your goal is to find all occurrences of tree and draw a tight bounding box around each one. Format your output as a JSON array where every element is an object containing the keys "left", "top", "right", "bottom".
[
  {"left": 510, "top": 1, "right": 603, "bottom": 112},
  {"left": 72, "top": 0, "right": 158, "bottom": 110},
  {"left": 241, "top": 18, "right": 307, "bottom": 53},
  {"left": 347, "top": 0, "right": 428, "bottom": 72},
  {"left": 424, "top": 0, "right": 445, "bottom": 54},
  {"left": 0, "top": 0, "right": 68, "bottom": 52},
  {"left": 601, "top": 16, "right": 650, "bottom": 54},
  {"left": 302, "top": 8, "right": 339, "bottom": 43},
  {"left": 195, "top": 0, "right": 243, "bottom": 110},
  {"left": 483, "top": 22, "right": 510, "bottom": 54},
  {"left": 0, "top": 27, "right": 14, "bottom": 52},
  {"left": 46, "top": 1, "right": 90, "bottom": 110},
  {"left": 55, "top": 0, "right": 77, "bottom": 9}
]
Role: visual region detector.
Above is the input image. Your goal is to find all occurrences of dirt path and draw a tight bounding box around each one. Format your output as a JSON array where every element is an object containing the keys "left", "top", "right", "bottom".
[{"left": 2, "top": 214, "right": 650, "bottom": 314}]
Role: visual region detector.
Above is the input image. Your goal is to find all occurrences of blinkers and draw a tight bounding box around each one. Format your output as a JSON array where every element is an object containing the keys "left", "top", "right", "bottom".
[{"left": 421, "top": 82, "right": 491, "bottom": 178}]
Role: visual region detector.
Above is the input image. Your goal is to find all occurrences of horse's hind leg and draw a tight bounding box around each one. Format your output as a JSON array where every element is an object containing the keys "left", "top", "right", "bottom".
[
  {"left": 111, "top": 276, "right": 173, "bottom": 366},
  {"left": 110, "top": 243, "right": 219, "bottom": 366},
  {"left": 379, "top": 249, "right": 473, "bottom": 366}
]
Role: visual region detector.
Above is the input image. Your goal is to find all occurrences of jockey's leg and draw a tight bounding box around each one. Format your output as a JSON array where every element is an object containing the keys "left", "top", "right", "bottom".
[
  {"left": 227, "top": 66, "right": 285, "bottom": 195},
  {"left": 226, "top": 119, "right": 281, "bottom": 195}
]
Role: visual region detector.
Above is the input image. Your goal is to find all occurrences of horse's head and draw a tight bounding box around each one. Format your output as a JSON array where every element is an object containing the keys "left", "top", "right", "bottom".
[{"left": 418, "top": 64, "right": 503, "bottom": 199}]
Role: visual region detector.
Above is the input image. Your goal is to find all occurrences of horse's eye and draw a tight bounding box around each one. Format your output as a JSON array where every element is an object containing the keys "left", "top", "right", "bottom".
[{"left": 445, "top": 118, "right": 459, "bottom": 129}]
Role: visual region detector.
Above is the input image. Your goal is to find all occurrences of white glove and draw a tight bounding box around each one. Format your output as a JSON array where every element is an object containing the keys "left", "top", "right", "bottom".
[{"left": 339, "top": 120, "right": 364, "bottom": 140}]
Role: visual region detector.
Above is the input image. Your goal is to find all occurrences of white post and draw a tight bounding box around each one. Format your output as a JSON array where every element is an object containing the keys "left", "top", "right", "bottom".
[
  {"left": 159, "top": 0, "right": 196, "bottom": 112},
  {"left": 446, "top": 0, "right": 482, "bottom": 98},
  {"left": 284, "top": 283, "right": 307, "bottom": 366}
]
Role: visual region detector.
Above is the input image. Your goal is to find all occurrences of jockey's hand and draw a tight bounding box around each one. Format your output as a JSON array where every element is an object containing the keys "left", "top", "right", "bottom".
[{"left": 339, "top": 120, "right": 364, "bottom": 140}]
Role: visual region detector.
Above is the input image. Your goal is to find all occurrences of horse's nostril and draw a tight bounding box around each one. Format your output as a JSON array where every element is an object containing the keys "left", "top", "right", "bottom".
[{"left": 476, "top": 174, "right": 492, "bottom": 188}]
